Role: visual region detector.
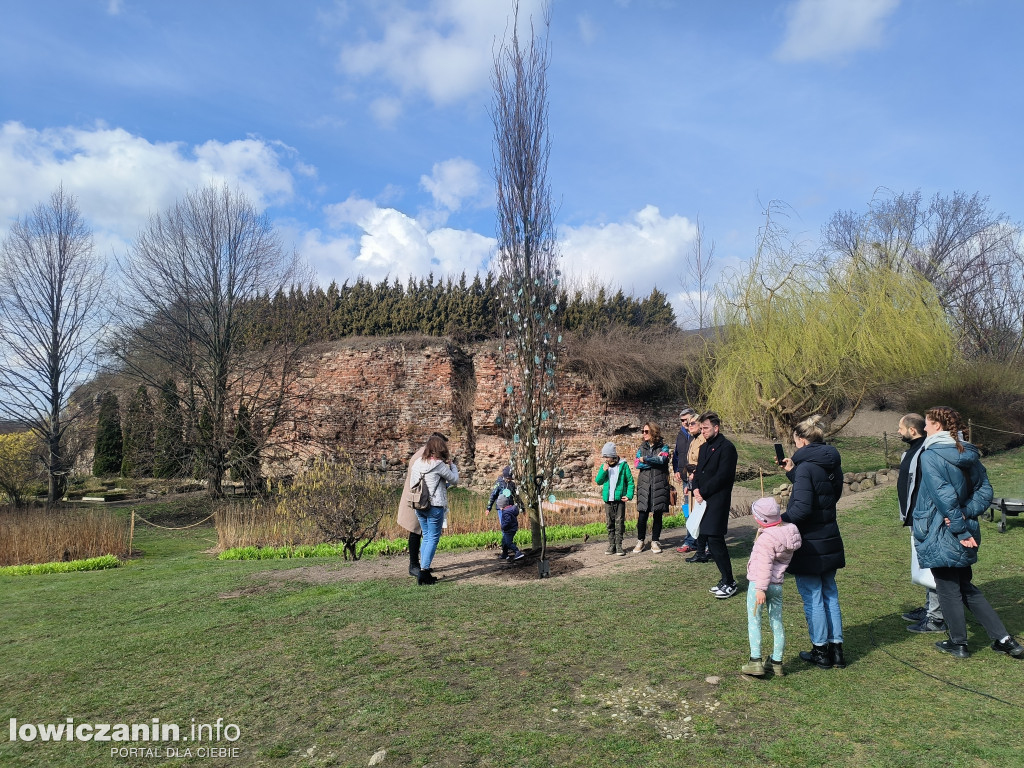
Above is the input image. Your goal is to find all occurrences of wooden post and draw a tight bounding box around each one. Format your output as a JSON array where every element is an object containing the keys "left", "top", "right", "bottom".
[
  {"left": 968, "top": 419, "right": 973, "bottom": 443},
  {"left": 883, "top": 431, "right": 889, "bottom": 468},
  {"left": 759, "top": 467, "right": 764, "bottom": 496},
  {"left": 128, "top": 510, "right": 135, "bottom": 557}
]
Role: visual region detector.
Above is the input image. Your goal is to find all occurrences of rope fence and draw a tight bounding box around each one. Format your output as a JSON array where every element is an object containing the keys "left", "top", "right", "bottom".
[{"left": 128, "top": 510, "right": 218, "bottom": 555}]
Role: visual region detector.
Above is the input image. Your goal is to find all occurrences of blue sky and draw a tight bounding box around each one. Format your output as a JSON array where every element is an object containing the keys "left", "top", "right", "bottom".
[{"left": 2, "top": 0, "right": 1022, "bottom": 326}]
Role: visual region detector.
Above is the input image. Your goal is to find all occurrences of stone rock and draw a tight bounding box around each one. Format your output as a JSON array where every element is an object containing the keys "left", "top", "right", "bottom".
[
  {"left": 860, "top": 478, "right": 875, "bottom": 489},
  {"left": 850, "top": 481, "right": 861, "bottom": 493},
  {"left": 369, "top": 749, "right": 387, "bottom": 766}
]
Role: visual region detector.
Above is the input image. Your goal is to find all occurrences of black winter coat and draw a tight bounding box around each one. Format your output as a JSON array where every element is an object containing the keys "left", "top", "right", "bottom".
[
  {"left": 692, "top": 432, "right": 738, "bottom": 537},
  {"left": 781, "top": 442, "right": 845, "bottom": 575},
  {"left": 636, "top": 441, "right": 672, "bottom": 514}
]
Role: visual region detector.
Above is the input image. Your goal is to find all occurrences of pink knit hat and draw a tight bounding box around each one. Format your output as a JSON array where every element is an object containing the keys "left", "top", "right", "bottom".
[{"left": 751, "top": 497, "right": 781, "bottom": 527}]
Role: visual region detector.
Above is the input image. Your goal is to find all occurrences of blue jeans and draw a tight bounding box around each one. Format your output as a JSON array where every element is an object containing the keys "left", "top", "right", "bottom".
[
  {"left": 415, "top": 505, "right": 445, "bottom": 569},
  {"left": 747, "top": 583, "right": 785, "bottom": 662},
  {"left": 501, "top": 529, "right": 520, "bottom": 556},
  {"left": 794, "top": 571, "right": 843, "bottom": 645}
]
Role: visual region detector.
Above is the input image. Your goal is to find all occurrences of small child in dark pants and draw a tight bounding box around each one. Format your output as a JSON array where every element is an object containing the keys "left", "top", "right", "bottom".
[
  {"left": 487, "top": 466, "right": 524, "bottom": 561},
  {"left": 595, "top": 442, "right": 635, "bottom": 556}
]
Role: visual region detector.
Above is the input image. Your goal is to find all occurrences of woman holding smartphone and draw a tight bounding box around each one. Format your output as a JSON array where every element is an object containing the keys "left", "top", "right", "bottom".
[{"left": 779, "top": 415, "right": 847, "bottom": 669}]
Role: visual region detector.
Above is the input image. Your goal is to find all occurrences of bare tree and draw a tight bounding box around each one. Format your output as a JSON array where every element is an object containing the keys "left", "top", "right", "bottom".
[
  {"left": 677, "top": 215, "right": 716, "bottom": 330},
  {"left": 491, "top": 0, "right": 563, "bottom": 567},
  {"left": 0, "top": 186, "right": 107, "bottom": 503},
  {"left": 113, "top": 184, "right": 303, "bottom": 497},
  {"left": 823, "top": 188, "right": 1024, "bottom": 361}
]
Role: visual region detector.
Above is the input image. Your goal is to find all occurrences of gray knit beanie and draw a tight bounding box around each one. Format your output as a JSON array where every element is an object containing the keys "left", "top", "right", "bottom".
[{"left": 601, "top": 441, "right": 618, "bottom": 459}]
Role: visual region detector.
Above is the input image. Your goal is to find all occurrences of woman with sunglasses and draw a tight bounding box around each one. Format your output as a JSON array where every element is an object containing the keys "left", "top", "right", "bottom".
[{"left": 633, "top": 422, "right": 672, "bottom": 553}]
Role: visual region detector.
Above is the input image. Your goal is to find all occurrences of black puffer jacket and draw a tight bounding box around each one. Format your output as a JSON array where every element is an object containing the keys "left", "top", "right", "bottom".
[
  {"left": 781, "top": 442, "right": 845, "bottom": 575},
  {"left": 635, "top": 441, "right": 672, "bottom": 514}
]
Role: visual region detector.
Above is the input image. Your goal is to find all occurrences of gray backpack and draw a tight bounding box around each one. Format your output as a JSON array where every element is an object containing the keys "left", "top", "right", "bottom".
[{"left": 410, "top": 465, "right": 436, "bottom": 511}]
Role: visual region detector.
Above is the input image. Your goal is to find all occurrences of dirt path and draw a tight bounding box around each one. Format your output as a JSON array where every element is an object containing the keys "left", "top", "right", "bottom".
[{"left": 221, "top": 484, "right": 888, "bottom": 596}]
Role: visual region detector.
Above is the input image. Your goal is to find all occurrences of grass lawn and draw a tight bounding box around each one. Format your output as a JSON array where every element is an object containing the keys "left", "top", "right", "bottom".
[{"left": 3, "top": 450, "right": 1024, "bottom": 768}]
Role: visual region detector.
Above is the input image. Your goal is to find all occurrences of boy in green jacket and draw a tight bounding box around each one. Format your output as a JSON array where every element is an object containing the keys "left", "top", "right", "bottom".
[{"left": 595, "top": 441, "right": 635, "bottom": 556}]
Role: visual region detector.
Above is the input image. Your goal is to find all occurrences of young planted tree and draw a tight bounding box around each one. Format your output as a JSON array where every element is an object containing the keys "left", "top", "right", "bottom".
[
  {"left": 121, "top": 385, "right": 154, "bottom": 478},
  {"left": 0, "top": 186, "right": 107, "bottom": 503},
  {"left": 113, "top": 184, "right": 304, "bottom": 497},
  {"left": 491, "top": 1, "right": 564, "bottom": 561},
  {"left": 709, "top": 205, "right": 954, "bottom": 441},
  {"left": 92, "top": 392, "right": 123, "bottom": 477}
]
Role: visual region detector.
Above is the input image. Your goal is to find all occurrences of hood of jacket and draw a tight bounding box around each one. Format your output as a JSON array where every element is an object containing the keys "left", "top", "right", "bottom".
[
  {"left": 791, "top": 441, "right": 841, "bottom": 473},
  {"left": 925, "top": 440, "right": 981, "bottom": 471}
]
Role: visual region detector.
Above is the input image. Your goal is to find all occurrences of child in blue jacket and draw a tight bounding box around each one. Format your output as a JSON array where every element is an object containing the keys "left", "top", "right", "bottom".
[{"left": 487, "top": 466, "right": 524, "bottom": 561}]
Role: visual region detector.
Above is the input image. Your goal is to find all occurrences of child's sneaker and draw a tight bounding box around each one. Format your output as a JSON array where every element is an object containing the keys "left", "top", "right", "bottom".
[
  {"left": 632, "top": 540, "right": 645, "bottom": 553},
  {"left": 497, "top": 553, "right": 509, "bottom": 560},
  {"left": 604, "top": 543, "right": 616, "bottom": 555},
  {"left": 765, "top": 657, "right": 784, "bottom": 677},
  {"left": 513, "top": 551, "right": 526, "bottom": 561},
  {"left": 650, "top": 541, "right": 662, "bottom": 554}
]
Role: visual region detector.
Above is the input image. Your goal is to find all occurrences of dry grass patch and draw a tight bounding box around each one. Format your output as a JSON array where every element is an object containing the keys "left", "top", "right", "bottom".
[{"left": 0, "top": 507, "right": 129, "bottom": 566}]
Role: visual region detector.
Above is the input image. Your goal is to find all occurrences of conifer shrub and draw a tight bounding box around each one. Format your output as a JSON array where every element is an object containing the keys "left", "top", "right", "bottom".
[
  {"left": 121, "top": 385, "right": 154, "bottom": 477},
  {"left": 92, "top": 392, "right": 123, "bottom": 476}
]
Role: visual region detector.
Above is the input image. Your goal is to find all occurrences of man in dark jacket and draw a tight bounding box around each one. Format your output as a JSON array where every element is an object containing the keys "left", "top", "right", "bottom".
[
  {"left": 897, "top": 413, "right": 945, "bottom": 633},
  {"left": 692, "top": 411, "right": 739, "bottom": 598},
  {"left": 672, "top": 407, "right": 696, "bottom": 482}
]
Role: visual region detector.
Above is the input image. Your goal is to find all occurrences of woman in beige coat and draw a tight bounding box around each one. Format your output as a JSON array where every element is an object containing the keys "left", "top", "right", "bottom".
[{"left": 398, "top": 432, "right": 448, "bottom": 580}]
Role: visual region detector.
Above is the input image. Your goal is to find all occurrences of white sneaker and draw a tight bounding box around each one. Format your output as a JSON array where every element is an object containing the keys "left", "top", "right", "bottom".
[
  {"left": 650, "top": 541, "right": 662, "bottom": 554},
  {"left": 715, "top": 582, "right": 739, "bottom": 599},
  {"left": 632, "top": 541, "right": 645, "bottom": 553}
]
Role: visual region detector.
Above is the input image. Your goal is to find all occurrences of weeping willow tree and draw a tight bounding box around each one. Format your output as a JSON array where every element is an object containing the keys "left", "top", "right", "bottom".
[
  {"left": 708, "top": 206, "right": 954, "bottom": 441},
  {"left": 491, "top": 1, "right": 564, "bottom": 564}
]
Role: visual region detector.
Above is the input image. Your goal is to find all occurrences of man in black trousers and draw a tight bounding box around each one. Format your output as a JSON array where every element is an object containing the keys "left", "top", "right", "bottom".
[{"left": 692, "top": 411, "right": 739, "bottom": 598}]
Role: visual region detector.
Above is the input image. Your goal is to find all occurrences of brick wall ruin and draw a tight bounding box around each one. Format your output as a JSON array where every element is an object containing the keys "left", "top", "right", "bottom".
[{"left": 275, "top": 339, "right": 683, "bottom": 491}]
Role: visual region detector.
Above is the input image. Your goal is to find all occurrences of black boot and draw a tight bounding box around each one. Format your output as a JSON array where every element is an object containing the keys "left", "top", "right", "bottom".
[
  {"left": 408, "top": 533, "right": 422, "bottom": 578},
  {"left": 799, "top": 644, "right": 832, "bottom": 669},
  {"left": 829, "top": 642, "right": 846, "bottom": 669},
  {"left": 417, "top": 568, "right": 437, "bottom": 586}
]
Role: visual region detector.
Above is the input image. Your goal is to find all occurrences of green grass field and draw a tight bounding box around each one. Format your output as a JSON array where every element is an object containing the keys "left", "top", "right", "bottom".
[{"left": 3, "top": 449, "right": 1024, "bottom": 768}]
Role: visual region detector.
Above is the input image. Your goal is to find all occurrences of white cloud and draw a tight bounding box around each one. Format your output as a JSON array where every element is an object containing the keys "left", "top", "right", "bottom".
[
  {"left": 311, "top": 195, "right": 496, "bottom": 286},
  {"left": 420, "top": 157, "right": 487, "bottom": 212},
  {"left": 777, "top": 0, "right": 900, "bottom": 62},
  {"left": 560, "top": 205, "right": 698, "bottom": 319},
  {"left": 577, "top": 14, "right": 598, "bottom": 45},
  {"left": 338, "top": 0, "right": 546, "bottom": 116},
  {"left": 0, "top": 122, "right": 299, "bottom": 257}
]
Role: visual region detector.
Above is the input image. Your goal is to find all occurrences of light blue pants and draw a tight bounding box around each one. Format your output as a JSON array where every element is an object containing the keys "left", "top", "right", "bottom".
[
  {"left": 747, "top": 583, "right": 785, "bottom": 662},
  {"left": 415, "top": 505, "right": 445, "bottom": 569},
  {"left": 794, "top": 570, "right": 844, "bottom": 645}
]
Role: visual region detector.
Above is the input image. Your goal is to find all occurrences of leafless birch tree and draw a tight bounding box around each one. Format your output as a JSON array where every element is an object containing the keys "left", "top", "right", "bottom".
[
  {"left": 0, "top": 186, "right": 107, "bottom": 503},
  {"left": 823, "top": 189, "right": 1024, "bottom": 362},
  {"left": 491, "top": 1, "right": 563, "bottom": 566},
  {"left": 678, "top": 215, "right": 716, "bottom": 330},
  {"left": 113, "top": 184, "right": 303, "bottom": 497}
]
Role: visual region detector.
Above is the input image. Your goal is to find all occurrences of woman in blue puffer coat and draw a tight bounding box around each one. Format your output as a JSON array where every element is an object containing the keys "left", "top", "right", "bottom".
[{"left": 913, "top": 406, "right": 1023, "bottom": 660}]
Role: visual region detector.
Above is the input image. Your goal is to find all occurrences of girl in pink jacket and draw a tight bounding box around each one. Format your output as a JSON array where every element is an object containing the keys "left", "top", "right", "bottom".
[{"left": 743, "top": 497, "right": 802, "bottom": 677}]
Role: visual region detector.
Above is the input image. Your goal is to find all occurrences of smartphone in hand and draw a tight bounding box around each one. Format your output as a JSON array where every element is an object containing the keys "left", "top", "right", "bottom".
[{"left": 774, "top": 442, "right": 786, "bottom": 465}]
